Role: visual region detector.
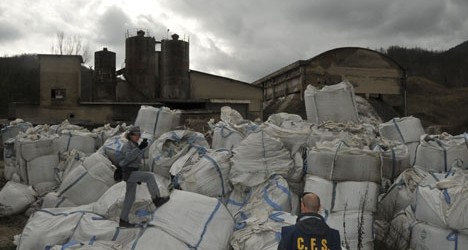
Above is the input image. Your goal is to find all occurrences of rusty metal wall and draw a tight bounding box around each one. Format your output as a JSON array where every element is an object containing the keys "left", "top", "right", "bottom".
[{"left": 160, "top": 34, "right": 190, "bottom": 99}]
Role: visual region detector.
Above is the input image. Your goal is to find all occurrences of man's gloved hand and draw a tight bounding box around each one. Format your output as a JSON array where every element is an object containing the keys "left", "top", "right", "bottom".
[
  {"left": 153, "top": 196, "right": 170, "bottom": 207},
  {"left": 138, "top": 138, "right": 148, "bottom": 150}
]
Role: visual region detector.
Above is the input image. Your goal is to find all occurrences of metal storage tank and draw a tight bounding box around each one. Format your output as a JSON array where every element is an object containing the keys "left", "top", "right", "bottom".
[
  {"left": 124, "top": 29, "right": 158, "bottom": 101},
  {"left": 94, "top": 47, "right": 116, "bottom": 101},
  {"left": 161, "top": 33, "right": 190, "bottom": 99}
]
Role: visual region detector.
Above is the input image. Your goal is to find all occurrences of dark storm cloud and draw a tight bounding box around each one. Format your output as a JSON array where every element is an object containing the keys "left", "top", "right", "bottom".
[
  {"left": 0, "top": 21, "right": 23, "bottom": 44},
  {"left": 94, "top": 6, "right": 134, "bottom": 46},
  {"left": 161, "top": 0, "right": 468, "bottom": 82}
]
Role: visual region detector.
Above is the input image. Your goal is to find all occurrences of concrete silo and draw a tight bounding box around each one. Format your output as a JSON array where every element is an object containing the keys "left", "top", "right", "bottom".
[
  {"left": 160, "top": 33, "right": 190, "bottom": 99},
  {"left": 94, "top": 47, "right": 116, "bottom": 101},
  {"left": 124, "top": 30, "right": 159, "bottom": 101}
]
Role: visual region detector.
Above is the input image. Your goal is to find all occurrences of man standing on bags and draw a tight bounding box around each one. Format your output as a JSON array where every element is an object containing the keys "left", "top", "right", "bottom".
[
  {"left": 278, "top": 192, "right": 341, "bottom": 250},
  {"left": 119, "top": 126, "right": 170, "bottom": 227}
]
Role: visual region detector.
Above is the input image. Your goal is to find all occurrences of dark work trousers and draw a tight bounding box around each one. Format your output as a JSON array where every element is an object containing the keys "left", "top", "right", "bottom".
[{"left": 120, "top": 171, "right": 161, "bottom": 222}]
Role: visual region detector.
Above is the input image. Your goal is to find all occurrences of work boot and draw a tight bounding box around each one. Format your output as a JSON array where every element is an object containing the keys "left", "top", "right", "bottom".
[
  {"left": 153, "top": 196, "right": 170, "bottom": 207},
  {"left": 119, "top": 219, "right": 135, "bottom": 227}
]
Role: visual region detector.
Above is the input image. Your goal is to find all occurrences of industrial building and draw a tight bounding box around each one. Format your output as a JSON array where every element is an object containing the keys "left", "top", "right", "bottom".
[
  {"left": 253, "top": 47, "right": 407, "bottom": 119},
  {"left": 10, "top": 30, "right": 262, "bottom": 126}
]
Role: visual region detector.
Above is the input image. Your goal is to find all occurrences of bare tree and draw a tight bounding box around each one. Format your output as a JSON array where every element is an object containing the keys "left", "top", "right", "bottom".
[{"left": 51, "top": 31, "right": 91, "bottom": 63}]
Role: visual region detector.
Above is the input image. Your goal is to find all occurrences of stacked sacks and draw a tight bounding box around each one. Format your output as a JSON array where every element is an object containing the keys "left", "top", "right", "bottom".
[
  {"left": 210, "top": 106, "right": 258, "bottom": 150},
  {"left": 304, "top": 81, "right": 359, "bottom": 124},
  {"left": 414, "top": 133, "right": 468, "bottom": 172},
  {"left": 134, "top": 105, "right": 181, "bottom": 140},
  {"left": 305, "top": 141, "right": 381, "bottom": 250},
  {"left": 15, "top": 126, "right": 60, "bottom": 189},
  {"left": 42, "top": 153, "right": 116, "bottom": 208},
  {"left": 148, "top": 130, "right": 209, "bottom": 178},
  {"left": 230, "top": 211, "right": 297, "bottom": 250},
  {"left": 378, "top": 116, "right": 426, "bottom": 164},
  {"left": 1, "top": 118, "right": 33, "bottom": 144},
  {"left": 172, "top": 148, "right": 232, "bottom": 199}
]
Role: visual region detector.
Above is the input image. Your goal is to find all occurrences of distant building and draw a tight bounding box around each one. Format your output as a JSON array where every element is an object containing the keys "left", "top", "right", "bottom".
[
  {"left": 253, "top": 47, "right": 407, "bottom": 117},
  {"left": 9, "top": 30, "right": 262, "bottom": 125}
]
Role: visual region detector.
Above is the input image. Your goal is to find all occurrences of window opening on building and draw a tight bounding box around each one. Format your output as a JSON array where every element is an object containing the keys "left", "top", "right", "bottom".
[{"left": 51, "top": 89, "right": 66, "bottom": 100}]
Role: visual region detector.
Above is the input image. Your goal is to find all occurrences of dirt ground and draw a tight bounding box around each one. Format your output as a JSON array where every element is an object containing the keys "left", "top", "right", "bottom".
[{"left": 0, "top": 161, "right": 29, "bottom": 249}]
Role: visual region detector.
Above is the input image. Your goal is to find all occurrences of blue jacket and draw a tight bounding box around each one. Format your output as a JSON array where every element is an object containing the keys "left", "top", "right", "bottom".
[{"left": 278, "top": 213, "right": 341, "bottom": 250}]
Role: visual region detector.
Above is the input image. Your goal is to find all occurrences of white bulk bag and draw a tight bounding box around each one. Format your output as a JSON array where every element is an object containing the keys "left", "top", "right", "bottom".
[
  {"left": 25, "top": 154, "right": 59, "bottom": 187},
  {"left": 42, "top": 191, "right": 77, "bottom": 208},
  {"left": 326, "top": 211, "right": 374, "bottom": 247},
  {"left": 134, "top": 105, "right": 181, "bottom": 139},
  {"left": 148, "top": 130, "right": 209, "bottom": 178},
  {"left": 414, "top": 133, "right": 468, "bottom": 172},
  {"left": 410, "top": 221, "right": 468, "bottom": 250},
  {"left": 56, "top": 153, "right": 115, "bottom": 205},
  {"left": 308, "top": 121, "right": 376, "bottom": 148},
  {"left": 148, "top": 190, "right": 234, "bottom": 250},
  {"left": 93, "top": 123, "right": 124, "bottom": 149},
  {"left": 304, "top": 175, "right": 379, "bottom": 213},
  {"left": 377, "top": 166, "right": 442, "bottom": 221},
  {"left": 0, "top": 181, "right": 36, "bottom": 216},
  {"left": 306, "top": 142, "right": 381, "bottom": 183},
  {"left": 176, "top": 149, "right": 232, "bottom": 198},
  {"left": 99, "top": 135, "right": 126, "bottom": 166},
  {"left": 235, "top": 175, "right": 297, "bottom": 222},
  {"left": 374, "top": 143, "right": 410, "bottom": 181},
  {"left": 304, "top": 81, "right": 359, "bottom": 123},
  {"left": 134, "top": 227, "right": 188, "bottom": 249},
  {"left": 230, "top": 130, "right": 295, "bottom": 187},
  {"left": 57, "top": 130, "right": 97, "bottom": 154},
  {"left": 15, "top": 134, "right": 59, "bottom": 162},
  {"left": 230, "top": 211, "right": 297, "bottom": 250},
  {"left": 378, "top": 116, "right": 425, "bottom": 143},
  {"left": 211, "top": 121, "right": 245, "bottom": 150},
  {"left": 262, "top": 113, "right": 311, "bottom": 153}
]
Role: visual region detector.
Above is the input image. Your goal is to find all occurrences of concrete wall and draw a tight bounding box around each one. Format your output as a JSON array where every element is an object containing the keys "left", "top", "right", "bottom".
[
  {"left": 190, "top": 70, "right": 263, "bottom": 119},
  {"left": 38, "top": 55, "right": 82, "bottom": 107}
]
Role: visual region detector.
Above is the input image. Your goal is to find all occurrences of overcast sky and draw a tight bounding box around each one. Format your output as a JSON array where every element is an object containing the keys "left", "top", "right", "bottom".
[{"left": 1, "top": 0, "right": 467, "bottom": 82}]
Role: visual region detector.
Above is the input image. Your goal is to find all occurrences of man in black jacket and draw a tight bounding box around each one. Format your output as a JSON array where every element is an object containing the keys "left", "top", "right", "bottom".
[{"left": 278, "top": 192, "right": 341, "bottom": 250}]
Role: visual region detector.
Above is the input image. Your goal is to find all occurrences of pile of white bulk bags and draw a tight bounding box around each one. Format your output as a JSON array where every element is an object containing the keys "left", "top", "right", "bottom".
[
  {"left": 0, "top": 181, "right": 36, "bottom": 217},
  {"left": 57, "top": 129, "right": 98, "bottom": 155},
  {"left": 262, "top": 113, "right": 311, "bottom": 153},
  {"left": 173, "top": 149, "right": 232, "bottom": 199},
  {"left": 148, "top": 130, "right": 209, "bottom": 177},
  {"left": 134, "top": 105, "right": 181, "bottom": 139},
  {"left": 43, "top": 153, "right": 116, "bottom": 207},
  {"left": 230, "top": 211, "right": 297, "bottom": 250},
  {"left": 0, "top": 119, "right": 32, "bottom": 143},
  {"left": 230, "top": 130, "right": 295, "bottom": 187},
  {"left": 92, "top": 123, "right": 126, "bottom": 149},
  {"left": 304, "top": 81, "right": 359, "bottom": 123},
  {"left": 378, "top": 116, "right": 425, "bottom": 164},
  {"left": 414, "top": 133, "right": 468, "bottom": 172},
  {"left": 15, "top": 129, "right": 60, "bottom": 188}
]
